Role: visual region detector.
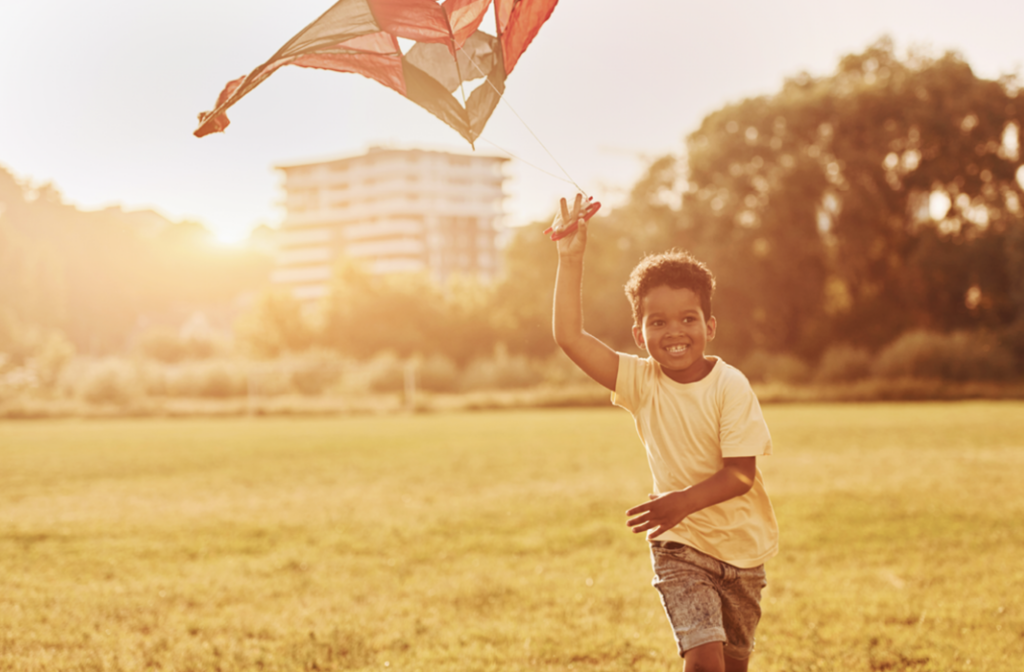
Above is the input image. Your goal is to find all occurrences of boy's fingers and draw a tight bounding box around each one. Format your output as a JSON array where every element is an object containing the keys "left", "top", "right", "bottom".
[
  {"left": 626, "top": 513, "right": 645, "bottom": 526},
  {"left": 631, "top": 521, "right": 656, "bottom": 534},
  {"left": 625, "top": 502, "right": 651, "bottom": 516},
  {"left": 627, "top": 494, "right": 662, "bottom": 516},
  {"left": 626, "top": 511, "right": 653, "bottom": 528}
]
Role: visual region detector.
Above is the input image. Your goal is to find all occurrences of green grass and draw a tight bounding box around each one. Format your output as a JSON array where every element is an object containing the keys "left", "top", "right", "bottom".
[{"left": 1, "top": 402, "right": 1023, "bottom": 671}]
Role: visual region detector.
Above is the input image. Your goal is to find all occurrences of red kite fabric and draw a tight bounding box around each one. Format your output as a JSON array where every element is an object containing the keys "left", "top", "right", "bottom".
[{"left": 194, "top": 0, "right": 559, "bottom": 146}]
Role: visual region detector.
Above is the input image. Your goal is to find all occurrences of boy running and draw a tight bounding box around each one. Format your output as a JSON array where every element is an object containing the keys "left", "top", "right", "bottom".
[{"left": 551, "top": 194, "right": 779, "bottom": 672}]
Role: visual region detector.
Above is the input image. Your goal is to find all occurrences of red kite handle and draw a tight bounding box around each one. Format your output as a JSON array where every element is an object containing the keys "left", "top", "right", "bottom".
[{"left": 544, "top": 199, "right": 601, "bottom": 241}]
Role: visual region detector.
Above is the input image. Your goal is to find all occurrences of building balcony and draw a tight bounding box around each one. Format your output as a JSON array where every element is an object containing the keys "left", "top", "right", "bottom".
[
  {"left": 275, "top": 247, "right": 333, "bottom": 266},
  {"left": 271, "top": 265, "right": 333, "bottom": 284},
  {"left": 346, "top": 238, "right": 425, "bottom": 258}
]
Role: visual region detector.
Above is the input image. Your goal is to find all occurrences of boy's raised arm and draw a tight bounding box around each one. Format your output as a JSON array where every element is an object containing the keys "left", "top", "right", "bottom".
[{"left": 552, "top": 195, "right": 619, "bottom": 391}]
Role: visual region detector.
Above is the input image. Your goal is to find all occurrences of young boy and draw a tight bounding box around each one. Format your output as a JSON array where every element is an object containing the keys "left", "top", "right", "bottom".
[{"left": 551, "top": 194, "right": 778, "bottom": 672}]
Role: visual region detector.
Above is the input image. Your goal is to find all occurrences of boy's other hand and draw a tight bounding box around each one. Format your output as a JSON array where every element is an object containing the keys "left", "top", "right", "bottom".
[
  {"left": 626, "top": 491, "right": 692, "bottom": 538},
  {"left": 626, "top": 458, "right": 756, "bottom": 538}
]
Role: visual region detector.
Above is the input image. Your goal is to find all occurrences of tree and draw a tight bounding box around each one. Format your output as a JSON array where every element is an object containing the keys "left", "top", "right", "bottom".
[
  {"left": 234, "top": 289, "right": 314, "bottom": 358},
  {"left": 681, "top": 38, "right": 1024, "bottom": 357},
  {"left": 318, "top": 260, "right": 498, "bottom": 363},
  {"left": 489, "top": 219, "right": 560, "bottom": 358},
  {"left": 0, "top": 165, "right": 273, "bottom": 353}
]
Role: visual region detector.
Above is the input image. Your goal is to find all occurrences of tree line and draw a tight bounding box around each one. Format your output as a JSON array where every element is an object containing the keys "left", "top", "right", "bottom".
[
  {"left": 250, "top": 40, "right": 1022, "bottom": 372},
  {"left": 0, "top": 170, "right": 271, "bottom": 363},
  {"left": 3, "top": 39, "right": 1023, "bottom": 379}
]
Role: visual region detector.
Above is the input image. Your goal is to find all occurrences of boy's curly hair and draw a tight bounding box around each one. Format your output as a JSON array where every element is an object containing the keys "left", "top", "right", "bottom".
[{"left": 624, "top": 249, "right": 715, "bottom": 325}]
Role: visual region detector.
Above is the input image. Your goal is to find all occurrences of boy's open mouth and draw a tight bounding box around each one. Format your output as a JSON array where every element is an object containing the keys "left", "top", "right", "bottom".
[{"left": 666, "top": 344, "right": 689, "bottom": 354}]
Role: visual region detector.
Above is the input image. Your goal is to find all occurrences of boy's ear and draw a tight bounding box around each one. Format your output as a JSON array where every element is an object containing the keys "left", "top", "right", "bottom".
[
  {"left": 632, "top": 324, "right": 646, "bottom": 350},
  {"left": 706, "top": 315, "right": 717, "bottom": 341}
]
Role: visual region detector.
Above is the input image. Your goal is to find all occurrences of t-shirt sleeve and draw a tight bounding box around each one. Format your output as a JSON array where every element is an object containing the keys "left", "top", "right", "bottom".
[
  {"left": 611, "top": 353, "right": 647, "bottom": 413},
  {"left": 718, "top": 369, "right": 773, "bottom": 458}
]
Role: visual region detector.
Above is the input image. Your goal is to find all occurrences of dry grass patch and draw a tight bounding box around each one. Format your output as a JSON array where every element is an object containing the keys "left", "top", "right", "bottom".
[{"left": 2, "top": 403, "right": 1023, "bottom": 670}]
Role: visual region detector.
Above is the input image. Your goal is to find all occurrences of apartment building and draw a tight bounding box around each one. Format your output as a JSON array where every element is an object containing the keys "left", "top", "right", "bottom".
[{"left": 272, "top": 147, "right": 508, "bottom": 301}]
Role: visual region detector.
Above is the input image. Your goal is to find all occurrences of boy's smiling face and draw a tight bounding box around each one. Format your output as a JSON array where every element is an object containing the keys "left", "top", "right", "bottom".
[{"left": 632, "top": 284, "right": 717, "bottom": 384}]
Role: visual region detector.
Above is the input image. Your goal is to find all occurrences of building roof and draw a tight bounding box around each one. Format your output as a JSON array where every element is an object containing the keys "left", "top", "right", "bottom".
[{"left": 274, "top": 145, "right": 509, "bottom": 171}]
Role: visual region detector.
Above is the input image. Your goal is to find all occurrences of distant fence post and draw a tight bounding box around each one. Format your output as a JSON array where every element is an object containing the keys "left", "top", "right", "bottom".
[
  {"left": 246, "top": 363, "right": 256, "bottom": 417},
  {"left": 404, "top": 359, "right": 417, "bottom": 412}
]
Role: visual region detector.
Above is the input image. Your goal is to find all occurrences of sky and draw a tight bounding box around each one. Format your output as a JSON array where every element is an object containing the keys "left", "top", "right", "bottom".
[{"left": 2, "top": 0, "right": 1024, "bottom": 243}]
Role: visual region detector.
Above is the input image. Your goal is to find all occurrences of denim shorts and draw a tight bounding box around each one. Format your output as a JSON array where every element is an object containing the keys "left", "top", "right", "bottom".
[{"left": 650, "top": 541, "right": 767, "bottom": 660}]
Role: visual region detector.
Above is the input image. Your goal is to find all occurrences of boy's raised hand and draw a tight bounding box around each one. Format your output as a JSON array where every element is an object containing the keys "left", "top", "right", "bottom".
[
  {"left": 554, "top": 194, "right": 586, "bottom": 255},
  {"left": 550, "top": 191, "right": 618, "bottom": 391},
  {"left": 546, "top": 193, "right": 600, "bottom": 249}
]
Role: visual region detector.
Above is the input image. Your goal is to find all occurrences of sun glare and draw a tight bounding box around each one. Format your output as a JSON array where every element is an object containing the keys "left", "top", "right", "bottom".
[{"left": 210, "top": 226, "right": 249, "bottom": 246}]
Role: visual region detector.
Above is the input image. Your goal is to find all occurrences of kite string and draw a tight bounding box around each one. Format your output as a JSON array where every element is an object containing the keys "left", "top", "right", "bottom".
[
  {"left": 457, "top": 45, "right": 589, "bottom": 199},
  {"left": 477, "top": 135, "right": 579, "bottom": 185}
]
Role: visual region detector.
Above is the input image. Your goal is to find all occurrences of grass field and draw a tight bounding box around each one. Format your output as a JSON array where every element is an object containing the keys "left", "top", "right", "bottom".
[{"left": 2, "top": 402, "right": 1023, "bottom": 671}]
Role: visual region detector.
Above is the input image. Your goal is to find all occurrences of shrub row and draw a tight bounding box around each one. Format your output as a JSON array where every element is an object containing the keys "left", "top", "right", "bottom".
[
  {"left": 7, "top": 328, "right": 1019, "bottom": 405},
  {"left": 742, "top": 329, "right": 1018, "bottom": 384},
  {"left": 51, "top": 351, "right": 586, "bottom": 404}
]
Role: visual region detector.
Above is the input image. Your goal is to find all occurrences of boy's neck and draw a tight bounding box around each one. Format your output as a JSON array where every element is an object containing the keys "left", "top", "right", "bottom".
[{"left": 663, "top": 355, "right": 716, "bottom": 384}]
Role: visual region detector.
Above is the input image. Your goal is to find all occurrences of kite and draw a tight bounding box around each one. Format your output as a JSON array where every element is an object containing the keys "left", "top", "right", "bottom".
[{"left": 194, "top": 0, "right": 559, "bottom": 147}]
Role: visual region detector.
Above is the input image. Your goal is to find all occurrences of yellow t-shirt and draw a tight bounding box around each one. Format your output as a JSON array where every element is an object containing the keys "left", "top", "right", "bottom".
[{"left": 612, "top": 353, "right": 779, "bottom": 568}]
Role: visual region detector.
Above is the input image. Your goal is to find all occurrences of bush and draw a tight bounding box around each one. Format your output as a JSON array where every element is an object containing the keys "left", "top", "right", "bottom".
[
  {"left": 243, "top": 360, "right": 295, "bottom": 397},
  {"left": 74, "top": 358, "right": 141, "bottom": 405},
  {"left": 137, "top": 360, "right": 248, "bottom": 398},
  {"left": 0, "top": 365, "right": 39, "bottom": 400},
  {"left": 416, "top": 355, "right": 460, "bottom": 393},
  {"left": 288, "top": 351, "right": 345, "bottom": 396},
  {"left": 740, "top": 350, "right": 812, "bottom": 384},
  {"left": 541, "top": 351, "right": 601, "bottom": 386},
  {"left": 364, "top": 353, "right": 407, "bottom": 393},
  {"left": 997, "top": 320, "right": 1024, "bottom": 375},
  {"left": 174, "top": 361, "right": 246, "bottom": 398},
  {"left": 0, "top": 311, "right": 76, "bottom": 388},
  {"left": 136, "top": 328, "right": 223, "bottom": 363},
  {"left": 872, "top": 330, "right": 1016, "bottom": 381},
  {"left": 460, "top": 353, "right": 544, "bottom": 391},
  {"left": 815, "top": 344, "right": 872, "bottom": 383},
  {"left": 136, "top": 329, "right": 186, "bottom": 363}
]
